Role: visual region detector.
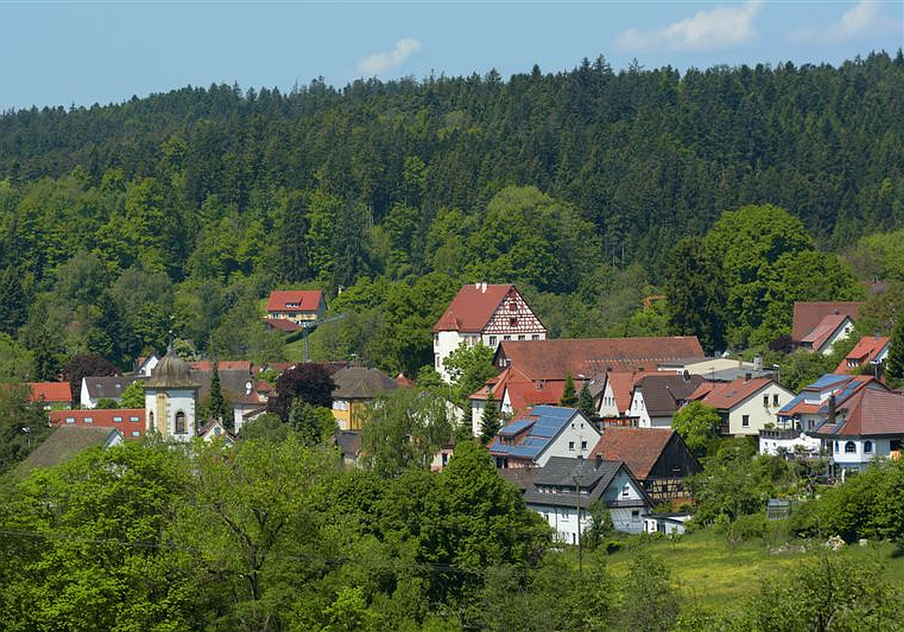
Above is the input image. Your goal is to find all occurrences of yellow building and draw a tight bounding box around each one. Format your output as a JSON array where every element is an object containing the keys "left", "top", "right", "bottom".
[{"left": 331, "top": 367, "right": 399, "bottom": 431}]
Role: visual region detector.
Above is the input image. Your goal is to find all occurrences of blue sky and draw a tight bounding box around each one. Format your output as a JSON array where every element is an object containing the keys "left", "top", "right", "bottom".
[{"left": 0, "top": 1, "right": 901, "bottom": 111}]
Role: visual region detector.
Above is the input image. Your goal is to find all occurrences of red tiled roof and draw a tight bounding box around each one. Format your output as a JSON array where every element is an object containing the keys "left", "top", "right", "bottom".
[
  {"left": 589, "top": 427, "right": 675, "bottom": 480},
  {"left": 701, "top": 377, "right": 774, "bottom": 411},
  {"left": 800, "top": 314, "right": 850, "bottom": 351},
  {"left": 496, "top": 337, "right": 705, "bottom": 380},
  {"left": 835, "top": 336, "right": 890, "bottom": 375},
  {"left": 265, "top": 318, "right": 300, "bottom": 332},
  {"left": 266, "top": 290, "right": 324, "bottom": 313},
  {"left": 49, "top": 409, "right": 145, "bottom": 439},
  {"left": 829, "top": 389, "right": 904, "bottom": 437},
  {"left": 606, "top": 372, "right": 649, "bottom": 414},
  {"left": 792, "top": 302, "right": 863, "bottom": 343},
  {"left": 468, "top": 365, "right": 521, "bottom": 401},
  {"left": 189, "top": 360, "right": 253, "bottom": 372},
  {"left": 506, "top": 381, "right": 566, "bottom": 412},
  {"left": 431, "top": 284, "right": 515, "bottom": 333},
  {"left": 394, "top": 373, "right": 416, "bottom": 388},
  {"left": 28, "top": 382, "right": 72, "bottom": 403}
]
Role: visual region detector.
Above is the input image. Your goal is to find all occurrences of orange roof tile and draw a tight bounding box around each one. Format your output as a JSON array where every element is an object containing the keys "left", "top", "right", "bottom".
[
  {"left": 589, "top": 427, "right": 677, "bottom": 480},
  {"left": 431, "top": 284, "right": 516, "bottom": 333},
  {"left": 28, "top": 382, "right": 72, "bottom": 403},
  {"left": 266, "top": 290, "right": 324, "bottom": 313},
  {"left": 792, "top": 301, "right": 863, "bottom": 343},
  {"left": 701, "top": 377, "right": 774, "bottom": 410},
  {"left": 835, "top": 336, "right": 890, "bottom": 374}
]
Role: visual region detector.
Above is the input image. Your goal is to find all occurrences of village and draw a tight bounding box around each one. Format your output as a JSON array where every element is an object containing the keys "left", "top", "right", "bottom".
[{"left": 15, "top": 281, "right": 902, "bottom": 546}]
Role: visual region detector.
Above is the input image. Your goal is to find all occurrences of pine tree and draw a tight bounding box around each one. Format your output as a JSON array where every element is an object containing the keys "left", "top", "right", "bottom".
[
  {"left": 560, "top": 373, "right": 578, "bottom": 407},
  {"left": 578, "top": 381, "right": 595, "bottom": 420},
  {"left": 0, "top": 267, "right": 27, "bottom": 336},
  {"left": 480, "top": 390, "right": 501, "bottom": 444},
  {"left": 887, "top": 317, "right": 904, "bottom": 386},
  {"left": 208, "top": 360, "right": 229, "bottom": 427}
]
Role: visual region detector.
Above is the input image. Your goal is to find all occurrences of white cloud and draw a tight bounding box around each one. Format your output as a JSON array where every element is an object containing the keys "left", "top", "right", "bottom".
[
  {"left": 357, "top": 38, "right": 422, "bottom": 76},
  {"left": 615, "top": 1, "right": 764, "bottom": 52},
  {"left": 789, "top": 1, "right": 900, "bottom": 44}
]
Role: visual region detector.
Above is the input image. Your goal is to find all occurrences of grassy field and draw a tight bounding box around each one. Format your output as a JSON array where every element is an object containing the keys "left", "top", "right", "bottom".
[{"left": 576, "top": 530, "right": 904, "bottom": 611}]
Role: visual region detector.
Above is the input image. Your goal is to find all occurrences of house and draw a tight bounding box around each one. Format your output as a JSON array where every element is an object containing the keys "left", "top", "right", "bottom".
[
  {"left": 264, "top": 290, "right": 327, "bottom": 331},
  {"left": 589, "top": 427, "right": 702, "bottom": 501},
  {"left": 135, "top": 354, "right": 160, "bottom": 377},
  {"left": 792, "top": 302, "right": 863, "bottom": 354},
  {"left": 778, "top": 374, "right": 889, "bottom": 433},
  {"left": 593, "top": 371, "right": 646, "bottom": 419},
  {"left": 663, "top": 356, "right": 775, "bottom": 382},
  {"left": 628, "top": 373, "right": 704, "bottom": 428},
  {"left": 80, "top": 375, "right": 143, "bottom": 409},
  {"left": 642, "top": 513, "right": 693, "bottom": 535},
  {"left": 834, "top": 335, "right": 890, "bottom": 376},
  {"left": 50, "top": 409, "right": 146, "bottom": 440},
  {"left": 331, "top": 366, "right": 399, "bottom": 431},
  {"left": 501, "top": 456, "right": 652, "bottom": 542},
  {"left": 430, "top": 443, "right": 455, "bottom": 472},
  {"left": 809, "top": 388, "right": 904, "bottom": 476},
  {"left": 198, "top": 419, "right": 236, "bottom": 446},
  {"left": 689, "top": 376, "right": 795, "bottom": 436},
  {"left": 432, "top": 283, "right": 546, "bottom": 382},
  {"left": 494, "top": 336, "right": 705, "bottom": 377},
  {"left": 14, "top": 426, "right": 124, "bottom": 477},
  {"left": 27, "top": 382, "right": 73, "bottom": 409},
  {"left": 232, "top": 383, "right": 269, "bottom": 434},
  {"left": 489, "top": 406, "right": 601, "bottom": 469}
]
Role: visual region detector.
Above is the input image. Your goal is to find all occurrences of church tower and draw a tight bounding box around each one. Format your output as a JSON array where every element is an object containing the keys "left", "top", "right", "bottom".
[{"left": 144, "top": 341, "right": 199, "bottom": 442}]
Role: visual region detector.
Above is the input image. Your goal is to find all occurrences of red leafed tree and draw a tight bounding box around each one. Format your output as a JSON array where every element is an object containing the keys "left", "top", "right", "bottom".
[
  {"left": 62, "top": 354, "right": 121, "bottom": 402},
  {"left": 267, "top": 363, "right": 336, "bottom": 421}
]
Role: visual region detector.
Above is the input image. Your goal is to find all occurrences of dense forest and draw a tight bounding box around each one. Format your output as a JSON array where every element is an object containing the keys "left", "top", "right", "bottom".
[{"left": 1, "top": 51, "right": 903, "bottom": 378}]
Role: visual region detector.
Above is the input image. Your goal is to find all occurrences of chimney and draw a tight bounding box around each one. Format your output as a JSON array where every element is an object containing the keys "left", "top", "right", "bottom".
[
  {"left": 744, "top": 372, "right": 752, "bottom": 382},
  {"left": 481, "top": 282, "right": 487, "bottom": 293},
  {"left": 683, "top": 370, "right": 690, "bottom": 382},
  {"left": 754, "top": 354, "right": 763, "bottom": 372},
  {"left": 827, "top": 394, "right": 836, "bottom": 426},
  {"left": 595, "top": 453, "right": 602, "bottom": 468}
]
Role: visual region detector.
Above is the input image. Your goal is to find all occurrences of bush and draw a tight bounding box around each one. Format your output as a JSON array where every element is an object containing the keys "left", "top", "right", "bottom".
[{"left": 728, "top": 513, "right": 768, "bottom": 543}]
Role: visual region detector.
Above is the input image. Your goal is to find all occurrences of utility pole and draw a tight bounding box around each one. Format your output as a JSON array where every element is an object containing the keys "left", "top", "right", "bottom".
[{"left": 572, "top": 453, "right": 585, "bottom": 573}]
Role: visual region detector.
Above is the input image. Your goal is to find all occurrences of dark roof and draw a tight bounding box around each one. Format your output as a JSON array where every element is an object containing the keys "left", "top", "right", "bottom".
[
  {"left": 792, "top": 302, "right": 863, "bottom": 343},
  {"left": 192, "top": 368, "right": 255, "bottom": 401},
  {"left": 432, "top": 283, "right": 523, "bottom": 333},
  {"left": 522, "top": 457, "right": 638, "bottom": 510},
  {"left": 634, "top": 374, "right": 704, "bottom": 417},
  {"left": 334, "top": 431, "right": 362, "bottom": 458},
  {"left": 332, "top": 367, "right": 398, "bottom": 400},
  {"left": 84, "top": 375, "right": 143, "bottom": 399},
  {"left": 14, "top": 426, "right": 120, "bottom": 477},
  {"left": 589, "top": 427, "right": 685, "bottom": 479},
  {"left": 495, "top": 337, "right": 705, "bottom": 380},
  {"left": 497, "top": 467, "right": 539, "bottom": 493}
]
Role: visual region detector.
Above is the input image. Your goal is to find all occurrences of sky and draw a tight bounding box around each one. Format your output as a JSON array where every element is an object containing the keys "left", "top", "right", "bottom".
[{"left": 0, "top": 1, "right": 901, "bottom": 111}]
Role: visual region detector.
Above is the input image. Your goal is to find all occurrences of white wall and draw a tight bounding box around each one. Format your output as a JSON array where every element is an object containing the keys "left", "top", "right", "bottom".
[
  {"left": 435, "top": 332, "right": 467, "bottom": 382},
  {"left": 818, "top": 319, "right": 855, "bottom": 355},
  {"left": 629, "top": 391, "right": 652, "bottom": 427},
  {"left": 597, "top": 381, "right": 620, "bottom": 417},
  {"left": 726, "top": 383, "right": 794, "bottom": 436},
  {"left": 830, "top": 437, "right": 893, "bottom": 469},
  {"left": 537, "top": 412, "right": 600, "bottom": 466}
]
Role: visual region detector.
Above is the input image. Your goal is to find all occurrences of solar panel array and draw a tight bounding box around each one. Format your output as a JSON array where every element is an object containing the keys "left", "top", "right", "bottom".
[
  {"left": 499, "top": 418, "right": 534, "bottom": 436},
  {"left": 489, "top": 406, "right": 576, "bottom": 460}
]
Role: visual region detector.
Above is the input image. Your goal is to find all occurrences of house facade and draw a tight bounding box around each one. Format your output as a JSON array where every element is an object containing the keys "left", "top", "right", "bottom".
[
  {"left": 265, "top": 290, "right": 326, "bottom": 329},
  {"left": 49, "top": 409, "right": 145, "bottom": 439},
  {"left": 489, "top": 406, "right": 601, "bottom": 468},
  {"left": 792, "top": 302, "right": 863, "bottom": 355},
  {"left": 433, "top": 283, "right": 546, "bottom": 382},
  {"left": 331, "top": 366, "right": 399, "bottom": 431},
  {"left": 691, "top": 377, "right": 795, "bottom": 436},
  {"left": 628, "top": 373, "right": 704, "bottom": 428}
]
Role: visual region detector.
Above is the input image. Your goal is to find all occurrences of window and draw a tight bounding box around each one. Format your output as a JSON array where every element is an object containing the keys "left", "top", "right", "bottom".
[
  {"left": 834, "top": 441, "right": 839, "bottom": 453},
  {"left": 568, "top": 441, "right": 575, "bottom": 451},
  {"left": 129, "top": 416, "right": 139, "bottom": 422},
  {"left": 131, "top": 431, "right": 140, "bottom": 437},
  {"left": 65, "top": 417, "right": 75, "bottom": 424},
  {"left": 622, "top": 486, "right": 630, "bottom": 497},
  {"left": 773, "top": 394, "right": 780, "bottom": 407},
  {"left": 844, "top": 441, "right": 856, "bottom": 453},
  {"left": 84, "top": 417, "right": 93, "bottom": 424},
  {"left": 488, "top": 335, "right": 497, "bottom": 347},
  {"left": 763, "top": 395, "right": 769, "bottom": 407},
  {"left": 509, "top": 317, "right": 518, "bottom": 327},
  {"left": 434, "top": 354, "right": 440, "bottom": 369},
  {"left": 742, "top": 415, "right": 750, "bottom": 427},
  {"left": 581, "top": 441, "right": 587, "bottom": 450},
  {"left": 631, "top": 510, "right": 640, "bottom": 521},
  {"left": 148, "top": 411, "right": 155, "bottom": 431},
  {"left": 532, "top": 334, "right": 540, "bottom": 341},
  {"left": 504, "top": 335, "right": 511, "bottom": 341},
  {"left": 175, "top": 411, "right": 186, "bottom": 434},
  {"left": 518, "top": 335, "right": 526, "bottom": 341},
  {"left": 113, "top": 416, "right": 122, "bottom": 422},
  {"left": 433, "top": 335, "right": 438, "bottom": 348},
  {"left": 864, "top": 440, "right": 873, "bottom": 454}
]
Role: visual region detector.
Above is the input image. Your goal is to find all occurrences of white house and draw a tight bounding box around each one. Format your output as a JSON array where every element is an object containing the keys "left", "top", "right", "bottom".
[
  {"left": 628, "top": 373, "right": 704, "bottom": 428},
  {"left": 432, "top": 283, "right": 546, "bottom": 382},
  {"left": 512, "top": 457, "right": 652, "bottom": 543},
  {"left": 758, "top": 430, "right": 822, "bottom": 457},
  {"left": 489, "top": 406, "right": 601, "bottom": 469},
  {"left": 80, "top": 375, "right": 143, "bottom": 409},
  {"left": 778, "top": 374, "right": 887, "bottom": 434},
  {"left": 792, "top": 302, "right": 863, "bottom": 355},
  {"left": 144, "top": 344, "right": 200, "bottom": 443},
  {"left": 691, "top": 377, "right": 795, "bottom": 436},
  {"left": 642, "top": 513, "right": 692, "bottom": 535},
  {"left": 135, "top": 354, "right": 160, "bottom": 377}
]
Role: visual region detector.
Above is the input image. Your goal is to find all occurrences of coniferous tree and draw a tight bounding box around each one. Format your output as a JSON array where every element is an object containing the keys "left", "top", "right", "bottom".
[
  {"left": 577, "top": 381, "right": 595, "bottom": 420},
  {"left": 665, "top": 237, "right": 727, "bottom": 354},
  {"left": 208, "top": 360, "right": 229, "bottom": 426},
  {"left": 887, "top": 317, "right": 904, "bottom": 386},
  {"left": 0, "top": 266, "right": 27, "bottom": 335},
  {"left": 480, "top": 390, "right": 501, "bottom": 444},
  {"left": 560, "top": 373, "right": 578, "bottom": 407}
]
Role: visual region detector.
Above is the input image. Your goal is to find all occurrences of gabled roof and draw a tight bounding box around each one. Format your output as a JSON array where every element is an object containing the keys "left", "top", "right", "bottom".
[
  {"left": 394, "top": 373, "right": 416, "bottom": 388},
  {"left": 522, "top": 457, "right": 647, "bottom": 510},
  {"left": 605, "top": 372, "right": 648, "bottom": 414},
  {"left": 489, "top": 406, "right": 581, "bottom": 461},
  {"left": 792, "top": 302, "right": 863, "bottom": 343},
  {"left": 191, "top": 368, "right": 254, "bottom": 400},
  {"left": 49, "top": 409, "right": 145, "bottom": 438},
  {"left": 505, "top": 380, "right": 567, "bottom": 413},
  {"left": 812, "top": 388, "right": 904, "bottom": 438},
  {"left": 780, "top": 374, "right": 887, "bottom": 418},
  {"left": 189, "top": 360, "right": 253, "bottom": 372},
  {"left": 334, "top": 430, "right": 362, "bottom": 459},
  {"left": 14, "top": 426, "right": 121, "bottom": 477},
  {"left": 266, "top": 290, "right": 324, "bottom": 313},
  {"left": 633, "top": 374, "right": 704, "bottom": 417},
  {"left": 198, "top": 419, "right": 236, "bottom": 443},
  {"left": 431, "top": 283, "right": 518, "bottom": 333},
  {"left": 332, "top": 367, "right": 398, "bottom": 400},
  {"left": 835, "top": 336, "right": 890, "bottom": 375},
  {"left": 800, "top": 314, "right": 851, "bottom": 351},
  {"left": 83, "top": 375, "right": 143, "bottom": 400},
  {"left": 495, "top": 337, "right": 705, "bottom": 380},
  {"left": 700, "top": 377, "right": 781, "bottom": 411},
  {"left": 265, "top": 318, "right": 300, "bottom": 332},
  {"left": 589, "top": 427, "right": 685, "bottom": 480},
  {"left": 28, "top": 382, "right": 72, "bottom": 403}
]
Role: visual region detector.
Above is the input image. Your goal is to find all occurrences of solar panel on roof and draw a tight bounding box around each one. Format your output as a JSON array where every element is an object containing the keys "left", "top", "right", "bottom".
[
  {"left": 811, "top": 374, "right": 848, "bottom": 389},
  {"left": 500, "top": 419, "right": 533, "bottom": 436}
]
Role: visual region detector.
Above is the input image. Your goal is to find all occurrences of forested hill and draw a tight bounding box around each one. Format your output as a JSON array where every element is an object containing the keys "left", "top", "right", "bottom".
[
  {"left": 3, "top": 51, "right": 904, "bottom": 258},
  {"left": 1, "top": 52, "right": 903, "bottom": 378}
]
